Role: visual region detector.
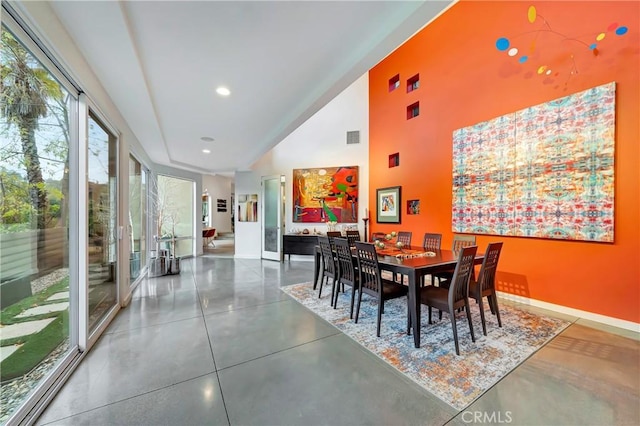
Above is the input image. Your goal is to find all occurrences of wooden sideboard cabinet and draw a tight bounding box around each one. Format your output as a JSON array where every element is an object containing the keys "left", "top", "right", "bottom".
[{"left": 282, "top": 234, "right": 319, "bottom": 260}]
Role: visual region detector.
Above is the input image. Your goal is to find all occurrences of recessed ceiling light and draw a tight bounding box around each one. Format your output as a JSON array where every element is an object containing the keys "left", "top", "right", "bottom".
[
  {"left": 216, "top": 86, "right": 231, "bottom": 96},
  {"left": 200, "top": 136, "right": 215, "bottom": 142},
  {"left": 202, "top": 149, "right": 211, "bottom": 154}
]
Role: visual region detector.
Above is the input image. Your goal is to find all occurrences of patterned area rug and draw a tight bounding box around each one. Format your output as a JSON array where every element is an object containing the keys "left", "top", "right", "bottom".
[{"left": 281, "top": 282, "right": 570, "bottom": 411}]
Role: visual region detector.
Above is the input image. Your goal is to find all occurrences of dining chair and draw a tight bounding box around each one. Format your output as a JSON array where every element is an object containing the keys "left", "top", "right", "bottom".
[
  {"left": 354, "top": 241, "right": 408, "bottom": 337},
  {"left": 317, "top": 236, "right": 338, "bottom": 303},
  {"left": 326, "top": 231, "right": 342, "bottom": 238},
  {"left": 393, "top": 231, "right": 413, "bottom": 283},
  {"left": 396, "top": 231, "right": 412, "bottom": 246},
  {"left": 345, "top": 230, "right": 361, "bottom": 246},
  {"left": 421, "top": 233, "right": 442, "bottom": 286},
  {"left": 409, "top": 245, "right": 477, "bottom": 355},
  {"left": 469, "top": 242, "right": 503, "bottom": 335},
  {"left": 422, "top": 233, "right": 442, "bottom": 251},
  {"left": 371, "top": 232, "right": 386, "bottom": 242},
  {"left": 452, "top": 234, "right": 476, "bottom": 251},
  {"left": 433, "top": 234, "right": 477, "bottom": 287},
  {"left": 333, "top": 237, "right": 358, "bottom": 318}
]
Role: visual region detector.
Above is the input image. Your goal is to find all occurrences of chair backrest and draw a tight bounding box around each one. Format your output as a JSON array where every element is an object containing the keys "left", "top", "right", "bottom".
[
  {"left": 354, "top": 241, "right": 382, "bottom": 298},
  {"left": 345, "top": 230, "right": 361, "bottom": 246},
  {"left": 326, "top": 231, "right": 342, "bottom": 238},
  {"left": 371, "top": 232, "right": 386, "bottom": 242},
  {"left": 448, "top": 245, "right": 478, "bottom": 307},
  {"left": 334, "top": 238, "right": 356, "bottom": 286},
  {"left": 397, "top": 231, "right": 412, "bottom": 246},
  {"left": 452, "top": 234, "right": 476, "bottom": 253},
  {"left": 318, "top": 236, "right": 337, "bottom": 276},
  {"left": 477, "top": 242, "right": 503, "bottom": 293},
  {"left": 422, "top": 233, "right": 442, "bottom": 251}
]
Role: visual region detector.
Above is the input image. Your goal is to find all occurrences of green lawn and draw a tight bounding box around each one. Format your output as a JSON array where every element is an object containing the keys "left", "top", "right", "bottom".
[{"left": 1, "top": 277, "right": 69, "bottom": 381}]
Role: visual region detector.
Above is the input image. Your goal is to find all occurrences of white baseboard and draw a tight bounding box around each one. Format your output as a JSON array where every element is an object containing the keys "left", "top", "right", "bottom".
[
  {"left": 497, "top": 291, "right": 640, "bottom": 332},
  {"left": 233, "top": 254, "right": 261, "bottom": 259}
]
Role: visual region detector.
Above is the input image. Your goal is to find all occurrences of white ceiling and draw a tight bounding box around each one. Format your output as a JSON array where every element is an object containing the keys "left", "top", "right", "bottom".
[{"left": 49, "top": 1, "right": 453, "bottom": 175}]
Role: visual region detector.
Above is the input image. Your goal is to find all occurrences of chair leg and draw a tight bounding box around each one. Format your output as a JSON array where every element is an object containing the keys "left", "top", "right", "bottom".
[
  {"left": 314, "top": 257, "right": 325, "bottom": 290},
  {"left": 354, "top": 288, "right": 364, "bottom": 323},
  {"left": 349, "top": 287, "right": 356, "bottom": 319},
  {"left": 487, "top": 294, "right": 496, "bottom": 314},
  {"left": 450, "top": 313, "right": 460, "bottom": 356},
  {"left": 330, "top": 273, "right": 340, "bottom": 306},
  {"left": 477, "top": 294, "right": 487, "bottom": 336},
  {"left": 406, "top": 297, "right": 412, "bottom": 335},
  {"left": 333, "top": 275, "right": 343, "bottom": 308},
  {"left": 318, "top": 275, "right": 326, "bottom": 298},
  {"left": 491, "top": 293, "right": 502, "bottom": 328},
  {"left": 377, "top": 301, "right": 383, "bottom": 337},
  {"left": 428, "top": 306, "right": 432, "bottom": 324},
  {"left": 465, "top": 299, "right": 475, "bottom": 343}
]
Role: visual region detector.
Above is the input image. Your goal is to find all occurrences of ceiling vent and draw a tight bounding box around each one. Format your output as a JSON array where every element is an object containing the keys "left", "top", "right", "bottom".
[{"left": 346, "top": 130, "right": 360, "bottom": 145}]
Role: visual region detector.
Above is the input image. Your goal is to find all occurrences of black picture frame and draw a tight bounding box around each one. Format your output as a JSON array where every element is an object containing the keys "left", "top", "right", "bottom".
[{"left": 376, "top": 186, "right": 401, "bottom": 223}]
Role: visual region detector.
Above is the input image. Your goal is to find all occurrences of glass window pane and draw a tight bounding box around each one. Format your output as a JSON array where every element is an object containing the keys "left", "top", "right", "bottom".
[
  {"left": 128, "top": 156, "right": 145, "bottom": 283},
  {"left": 141, "top": 168, "right": 147, "bottom": 271},
  {"left": 0, "top": 25, "right": 72, "bottom": 423},
  {"left": 87, "top": 111, "right": 117, "bottom": 332},
  {"left": 155, "top": 175, "right": 194, "bottom": 259},
  {"left": 264, "top": 178, "right": 279, "bottom": 252}
]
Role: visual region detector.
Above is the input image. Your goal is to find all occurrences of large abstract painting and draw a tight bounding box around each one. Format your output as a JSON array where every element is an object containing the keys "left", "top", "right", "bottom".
[
  {"left": 293, "top": 166, "right": 358, "bottom": 223},
  {"left": 453, "top": 82, "right": 615, "bottom": 242}
]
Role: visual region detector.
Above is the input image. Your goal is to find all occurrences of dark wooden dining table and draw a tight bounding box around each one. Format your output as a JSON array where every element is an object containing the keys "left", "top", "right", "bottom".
[{"left": 313, "top": 245, "right": 484, "bottom": 348}]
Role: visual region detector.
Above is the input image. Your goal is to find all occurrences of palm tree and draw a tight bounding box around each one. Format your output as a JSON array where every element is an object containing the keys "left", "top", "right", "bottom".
[{"left": 1, "top": 29, "right": 63, "bottom": 270}]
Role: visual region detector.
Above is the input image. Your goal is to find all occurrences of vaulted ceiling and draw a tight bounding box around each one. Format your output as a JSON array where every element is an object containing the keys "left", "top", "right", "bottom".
[{"left": 50, "top": 1, "right": 453, "bottom": 175}]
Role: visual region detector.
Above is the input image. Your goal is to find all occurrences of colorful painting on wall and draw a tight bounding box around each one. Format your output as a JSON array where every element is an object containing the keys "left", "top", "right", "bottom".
[
  {"left": 376, "top": 186, "right": 401, "bottom": 224},
  {"left": 452, "top": 81, "right": 615, "bottom": 242},
  {"left": 293, "top": 166, "right": 358, "bottom": 223},
  {"left": 238, "top": 194, "right": 258, "bottom": 222},
  {"left": 407, "top": 199, "right": 420, "bottom": 215}
]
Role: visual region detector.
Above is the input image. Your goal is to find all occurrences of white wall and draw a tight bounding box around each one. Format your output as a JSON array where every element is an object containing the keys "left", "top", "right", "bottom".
[
  {"left": 233, "top": 172, "right": 262, "bottom": 258},
  {"left": 202, "top": 174, "right": 233, "bottom": 234},
  {"left": 237, "top": 74, "right": 370, "bottom": 259}
]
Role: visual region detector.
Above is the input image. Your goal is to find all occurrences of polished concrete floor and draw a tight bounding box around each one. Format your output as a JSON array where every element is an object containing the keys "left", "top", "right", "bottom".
[{"left": 37, "top": 256, "right": 640, "bottom": 425}]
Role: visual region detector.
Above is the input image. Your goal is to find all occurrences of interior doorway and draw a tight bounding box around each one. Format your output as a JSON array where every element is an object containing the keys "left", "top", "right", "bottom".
[{"left": 261, "top": 175, "right": 284, "bottom": 261}]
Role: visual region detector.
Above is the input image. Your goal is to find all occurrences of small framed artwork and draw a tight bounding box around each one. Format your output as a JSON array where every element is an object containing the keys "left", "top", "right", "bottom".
[
  {"left": 376, "top": 186, "right": 401, "bottom": 223},
  {"left": 407, "top": 199, "right": 420, "bottom": 215}
]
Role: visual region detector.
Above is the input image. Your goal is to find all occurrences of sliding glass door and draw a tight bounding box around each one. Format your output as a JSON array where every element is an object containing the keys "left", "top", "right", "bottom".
[
  {"left": 155, "top": 175, "right": 195, "bottom": 258},
  {"left": 129, "top": 156, "right": 147, "bottom": 284},
  {"left": 0, "top": 20, "right": 78, "bottom": 424},
  {"left": 86, "top": 111, "right": 118, "bottom": 334}
]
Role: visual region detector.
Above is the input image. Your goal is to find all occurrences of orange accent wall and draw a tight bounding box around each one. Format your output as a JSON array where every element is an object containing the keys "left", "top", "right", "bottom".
[{"left": 369, "top": 1, "right": 640, "bottom": 323}]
